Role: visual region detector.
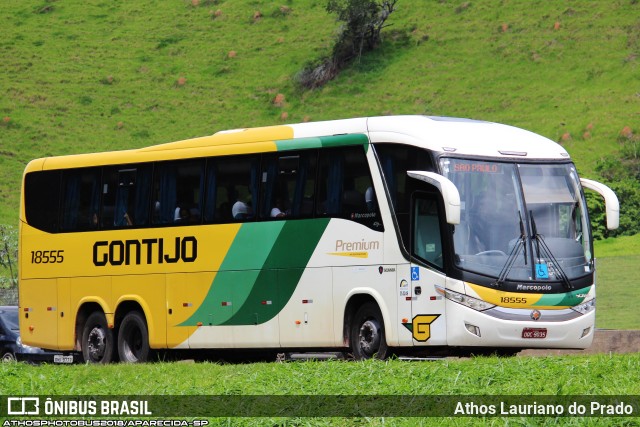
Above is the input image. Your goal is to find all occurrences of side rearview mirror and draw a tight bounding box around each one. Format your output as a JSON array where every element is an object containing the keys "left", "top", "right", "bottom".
[
  {"left": 407, "top": 171, "right": 460, "bottom": 225},
  {"left": 580, "top": 178, "right": 620, "bottom": 230}
]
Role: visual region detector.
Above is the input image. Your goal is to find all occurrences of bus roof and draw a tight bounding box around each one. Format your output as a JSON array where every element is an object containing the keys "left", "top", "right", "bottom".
[
  {"left": 290, "top": 115, "right": 570, "bottom": 160},
  {"left": 24, "top": 115, "right": 570, "bottom": 173}
]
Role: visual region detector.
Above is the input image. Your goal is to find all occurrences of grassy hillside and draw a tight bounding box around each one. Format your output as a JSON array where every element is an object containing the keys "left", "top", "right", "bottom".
[
  {"left": 1, "top": 0, "right": 639, "bottom": 227},
  {"left": 593, "top": 237, "right": 640, "bottom": 330}
]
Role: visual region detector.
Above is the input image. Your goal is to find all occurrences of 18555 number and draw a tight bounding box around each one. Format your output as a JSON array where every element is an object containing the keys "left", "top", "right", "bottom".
[
  {"left": 31, "top": 250, "right": 64, "bottom": 264},
  {"left": 500, "top": 296, "right": 528, "bottom": 304}
]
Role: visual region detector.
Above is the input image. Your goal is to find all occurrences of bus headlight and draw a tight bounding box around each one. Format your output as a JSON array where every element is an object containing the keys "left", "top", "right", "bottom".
[
  {"left": 571, "top": 298, "right": 596, "bottom": 315},
  {"left": 436, "top": 286, "right": 496, "bottom": 312}
]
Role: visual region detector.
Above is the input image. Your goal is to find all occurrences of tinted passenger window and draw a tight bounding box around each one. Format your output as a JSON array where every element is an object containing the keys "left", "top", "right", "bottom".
[
  {"left": 60, "top": 168, "right": 102, "bottom": 232},
  {"left": 152, "top": 159, "right": 204, "bottom": 225},
  {"left": 24, "top": 170, "right": 61, "bottom": 232},
  {"left": 101, "top": 165, "right": 152, "bottom": 228},
  {"left": 375, "top": 144, "right": 435, "bottom": 248},
  {"left": 203, "top": 156, "right": 259, "bottom": 223},
  {"left": 317, "top": 146, "right": 382, "bottom": 230},
  {"left": 374, "top": 144, "right": 435, "bottom": 214},
  {"left": 259, "top": 151, "right": 317, "bottom": 220}
]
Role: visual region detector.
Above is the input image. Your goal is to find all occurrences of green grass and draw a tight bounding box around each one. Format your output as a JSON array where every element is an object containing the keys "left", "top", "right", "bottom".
[
  {"left": 590, "top": 235, "right": 640, "bottom": 330},
  {"left": 594, "top": 234, "right": 640, "bottom": 257},
  {"left": 2, "top": 355, "right": 640, "bottom": 425},
  {"left": 595, "top": 256, "right": 640, "bottom": 329}
]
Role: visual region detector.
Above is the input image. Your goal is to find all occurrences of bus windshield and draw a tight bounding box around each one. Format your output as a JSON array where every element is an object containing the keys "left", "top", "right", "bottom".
[{"left": 440, "top": 158, "right": 592, "bottom": 283}]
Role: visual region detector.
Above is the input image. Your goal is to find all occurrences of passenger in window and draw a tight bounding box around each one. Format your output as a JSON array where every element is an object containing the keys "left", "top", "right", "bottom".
[
  {"left": 232, "top": 198, "right": 251, "bottom": 220},
  {"left": 90, "top": 212, "right": 99, "bottom": 228},
  {"left": 153, "top": 200, "right": 161, "bottom": 223},
  {"left": 122, "top": 212, "right": 133, "bottom": 226},
  {"left": 271, "top": 196, "right": 287, "bottom": 218},
  {"left": 175, "top": 207, "right": 190, "bottom": 224}
]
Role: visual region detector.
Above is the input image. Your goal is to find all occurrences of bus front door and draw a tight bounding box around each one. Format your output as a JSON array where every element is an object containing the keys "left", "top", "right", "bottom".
[{"left": 409, "top": 192, "right": 447, "bottom": 346}]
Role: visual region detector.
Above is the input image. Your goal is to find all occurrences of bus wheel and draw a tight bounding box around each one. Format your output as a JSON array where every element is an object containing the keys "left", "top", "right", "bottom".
[
  {"left": 350, "top": 302, "right": 388, "bottom": 360},
  {"left": 81, "top": 311, "right": 114, "bottom": 364},
  {"left": 118, "top": 311, "right": 149, "bottom": 363}
]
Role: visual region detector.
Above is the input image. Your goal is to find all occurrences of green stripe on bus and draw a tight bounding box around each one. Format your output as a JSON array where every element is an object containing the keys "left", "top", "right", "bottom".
[
  {"left": 221, "top": 218, "right": 330, "bottom": 325},
  {"left": 179, "top": 222, "right": 284, "bottom": 326},
  {"left": 180, "top": 218, "right": 329, "bottom": 327},
  {"left": 275, "top": 134, "right": 369, "bottom": 152},
  {"left": 534, "top": 286, "right": 591, "bottom": 307}
]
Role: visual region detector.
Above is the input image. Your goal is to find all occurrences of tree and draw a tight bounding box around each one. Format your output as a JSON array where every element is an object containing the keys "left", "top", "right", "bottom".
[
  {"left": 296, "top": 0, "right": 398, "bottom": 89},
  {"left": 327, "top": 0, "right": 397, "bottom": 61},
  {"left": 0, "top": 225, "right": 18, "bottom": 288},
  {"left": 590, "top": 131, "right": 640, "bottom": 239}
]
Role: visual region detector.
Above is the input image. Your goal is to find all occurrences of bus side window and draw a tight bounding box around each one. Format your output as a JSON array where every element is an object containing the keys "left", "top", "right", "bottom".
[
  {"left": 205, "top": 155, "right": 259, "bottom": 223},
  {"left": 60, "top": 168, "right": 101, "bottom": 232},
  {"left": 102, "top": 165, "right": 152, "bottom": 228},
  {"left": 374, "top": 143, "right": 436, "bottom": 250},
  {"left": 152, "top": 159, "right": 204, "bottom": 226},
  {"left": 24, "top": 170, "right": 62, "bottom": 233},
  {"left": 316, "top": 146, "right": 382, "bottom": 230},
  {"left": 259, "top": 150, "right": 317, "bottom": 220}
]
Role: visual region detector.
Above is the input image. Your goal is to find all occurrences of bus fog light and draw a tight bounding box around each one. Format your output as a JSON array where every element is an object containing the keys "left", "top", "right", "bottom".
[
  {"left": 465, "top": 322, "right": 481, "bottom": 337},
  {"left": 581, "top": 327, "right": 591, "bottom": 338}
]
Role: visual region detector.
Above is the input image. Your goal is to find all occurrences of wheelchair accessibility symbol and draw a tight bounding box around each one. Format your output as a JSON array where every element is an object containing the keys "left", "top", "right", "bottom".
[
  {"left": 536, "top": 263, "right": 549, "bottom": 280},
  {"left": 411, "top": 267, "right": 420, "bottom": 281}
]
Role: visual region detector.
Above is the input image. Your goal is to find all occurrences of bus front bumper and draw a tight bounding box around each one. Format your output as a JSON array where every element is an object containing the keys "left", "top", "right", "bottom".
[{"left": 443, "top": 301, "right": 595, "bottom": 349}]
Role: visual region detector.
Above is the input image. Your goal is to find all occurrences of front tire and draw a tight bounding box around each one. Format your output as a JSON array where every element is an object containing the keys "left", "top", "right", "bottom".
[
  {"left": 118, "top": 311, "right": 150, "bottom": 363},
  {"left": 350, "top": 302, "right": 389, "bottom": 360},
  {"left": 1, "top": 351, "right": 16, "bottom": 363},
  {"left": 81, "top": 311, "right": 114, "bottom": 364}
]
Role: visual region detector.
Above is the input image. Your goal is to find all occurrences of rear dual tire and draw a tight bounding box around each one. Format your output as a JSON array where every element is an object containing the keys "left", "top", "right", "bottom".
[
  {"left": 81, "top": 310, "right": 149, "bottom": 363},
  {"left": 118, "top": 311, "right": 150, "bottom": 363}
]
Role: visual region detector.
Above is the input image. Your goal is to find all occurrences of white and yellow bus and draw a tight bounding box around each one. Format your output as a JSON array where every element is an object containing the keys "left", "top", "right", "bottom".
[{"left": 19, "top": 115, "right": 619, "bottom": 363}]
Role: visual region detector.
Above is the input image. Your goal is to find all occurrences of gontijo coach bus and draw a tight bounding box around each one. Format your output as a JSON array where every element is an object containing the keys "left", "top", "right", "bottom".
[{"left": 19, "top": 115, "right": 619, "bottom": 363}]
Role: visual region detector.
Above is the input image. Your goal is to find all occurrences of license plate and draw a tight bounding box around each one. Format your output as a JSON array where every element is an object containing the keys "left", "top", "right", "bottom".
[
  {"left": 54, "top": 354, "right": 74, "bottom": 364},
  {"left": 522, "top": 328, "right": 547, "bottom": 339}
]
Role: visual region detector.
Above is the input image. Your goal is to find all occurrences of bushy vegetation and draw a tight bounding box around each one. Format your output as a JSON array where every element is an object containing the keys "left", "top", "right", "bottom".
[
  {"left": 296, "top": 0, "right": 398, "bottom": 89},
  {"left": 588, "top": 127, "right": 640, "bottom": 239},
  {"left": 0, "top": 225, "right": 18, "bottom": 289}
]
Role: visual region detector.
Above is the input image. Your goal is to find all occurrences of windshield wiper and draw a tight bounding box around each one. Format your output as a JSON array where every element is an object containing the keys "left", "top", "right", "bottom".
[
  {"left": 530, "top": 210, "right": 573, "bottom": 290},
  {"left": 493, "top": 211, "right": 528, "bottom": 288}
]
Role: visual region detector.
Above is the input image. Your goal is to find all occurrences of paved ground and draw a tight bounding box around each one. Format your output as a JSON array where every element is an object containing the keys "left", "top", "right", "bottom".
[{"left": 519, "top": 329, "right": 640, "bottom": 356}]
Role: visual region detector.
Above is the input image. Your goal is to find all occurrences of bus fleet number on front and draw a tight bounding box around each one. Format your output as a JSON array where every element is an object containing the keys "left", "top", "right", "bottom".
[
  {"left": 500, "top": 296, "right": 527, "bottom": 304},
  {"left": 31, "top": 250, "right": 64, "bottom": 264}
]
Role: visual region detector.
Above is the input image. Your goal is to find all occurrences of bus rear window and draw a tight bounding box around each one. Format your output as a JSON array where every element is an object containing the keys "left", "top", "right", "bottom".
[{"left": 24, "top": 170, "right": 61, "bottom": 233}]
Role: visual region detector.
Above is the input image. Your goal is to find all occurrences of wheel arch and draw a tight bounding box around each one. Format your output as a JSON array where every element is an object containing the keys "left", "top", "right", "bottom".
[
  {"left": 75, "top": 301, "right": 109, "bottom": 352},
  {"left": 114, "top": 300, "right": 146, "bottom": 328},
  {"left": 113, "top": 297, "right": 157, "bottom": 349},
  {"left": 342, "top": 290, "right": 395, "bottom": 347}
]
